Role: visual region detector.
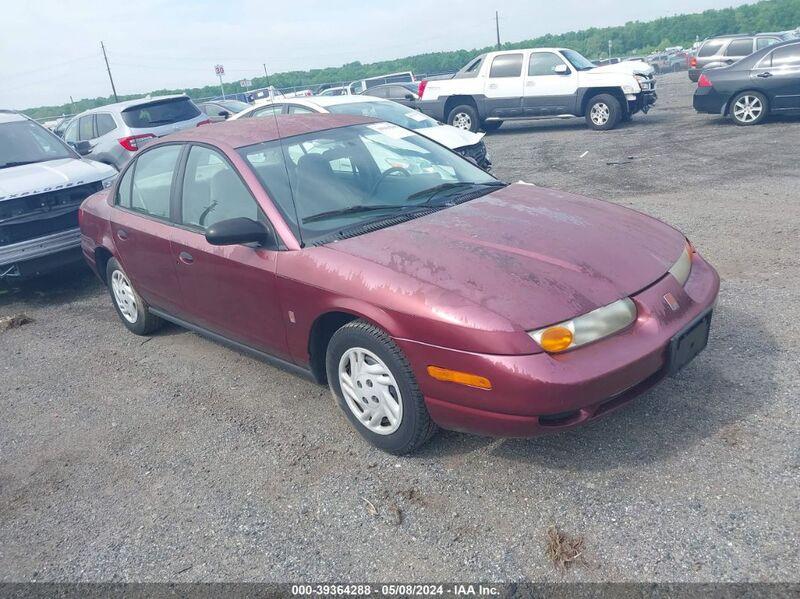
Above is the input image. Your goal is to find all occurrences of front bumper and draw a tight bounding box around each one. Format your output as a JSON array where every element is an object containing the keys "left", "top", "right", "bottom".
[
  {"left": 0, "top": 228, "right": 83, "bottom": 278},
  {"left": 395, "top": 252, "right": 720, "bottom": 437},
  {"left": 693, "top": 87, "right": 727, "bottom": 115},
  {"left": 455, "top": 141, "right": 492, "bottom": 170}
]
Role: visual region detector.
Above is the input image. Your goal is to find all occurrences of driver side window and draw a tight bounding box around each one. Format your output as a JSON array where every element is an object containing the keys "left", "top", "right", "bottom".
[{"left": 181, "top": 145, "right": 260, "bottom": 229}]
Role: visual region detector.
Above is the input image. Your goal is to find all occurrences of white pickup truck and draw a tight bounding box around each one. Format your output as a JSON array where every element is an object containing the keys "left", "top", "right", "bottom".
[{"left": 417, "top": 48, "right": 657, "bottom": 132}]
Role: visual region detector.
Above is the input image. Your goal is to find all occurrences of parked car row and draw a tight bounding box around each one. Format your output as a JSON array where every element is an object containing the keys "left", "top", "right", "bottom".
[{"left": 688, "top": 31, "right": 795, "bottom": 82}]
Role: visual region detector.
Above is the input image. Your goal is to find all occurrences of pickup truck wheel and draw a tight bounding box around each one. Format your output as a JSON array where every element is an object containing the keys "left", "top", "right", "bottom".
[
  {"left": 482, "top": 120, "right": 503, "bottom": 132},
  {"left": 106, "top": 258, "right": 163, "bottom": 336},
  {"left": 448, "top": 104, "right": 479, "bottom": 132},
  {"left": 586, "top": 94, "right": 622, "bottom": 130}
]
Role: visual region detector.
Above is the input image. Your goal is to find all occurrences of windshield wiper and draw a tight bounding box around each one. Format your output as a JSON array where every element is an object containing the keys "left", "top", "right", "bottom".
[
  {"left": 303, "top": 204, "right": 416, "bottom": 224},
  {"left": 407, "top": 181, "right": 506, "bottom": 205},
  {"left": 0, "top": 161, "right": 39, "bottom": 169}
]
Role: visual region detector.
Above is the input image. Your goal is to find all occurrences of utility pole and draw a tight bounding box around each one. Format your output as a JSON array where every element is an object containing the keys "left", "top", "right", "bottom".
[
  {"left": 263, "top": 63, "right": 269, "bottom": 79},
  {"left": 495, "top": 11, "right": 501, "bottom": 50},
  {"left": 608, "top": 39, "right": 613, "bottom": 59},
  {"left": 100, "top": 41, "right": 118, "bottom": 102}
]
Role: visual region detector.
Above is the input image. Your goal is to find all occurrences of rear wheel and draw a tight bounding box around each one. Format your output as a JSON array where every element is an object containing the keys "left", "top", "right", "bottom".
[
  {"left": 730, "top": 91, "right": 768, "bottom": 126},
  {"left": 447, "top": 104, "right": 479, "bottom": 132},
  {"left": 586, "top": 94, "right": 622, "bottom": 130},
  {"left": 326, "top": 320, "right": 437, "bottom": 454},
  {"left": 106, "top": 258, "right": 163, "bottom": 336}
]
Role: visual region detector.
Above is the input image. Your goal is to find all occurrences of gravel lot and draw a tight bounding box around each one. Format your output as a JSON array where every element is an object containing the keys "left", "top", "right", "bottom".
[{"left": 1, "top": 72, "right": 798, "bottom": 583}]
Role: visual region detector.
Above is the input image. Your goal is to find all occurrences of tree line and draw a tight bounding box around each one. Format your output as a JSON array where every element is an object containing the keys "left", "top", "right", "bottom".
[{"left": 24, "top": 0, "right": 800, "bottom": 120}]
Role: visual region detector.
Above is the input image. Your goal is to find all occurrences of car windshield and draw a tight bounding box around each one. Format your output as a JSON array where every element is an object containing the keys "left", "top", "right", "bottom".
[
  {"left": 561, "top": 49, "right": 596, "bottom": 71},
  {"left": 238, "top": 123, "right": 501, "bottom": 245},
  {"left": 217, "top": 100, "right": 250, "bottom": 112},
  {"left": 326, "top": 101, "right": 438, "bottom": 130},
  {"left": 0, "top": 120, "right": 74, "bottom": 169}
]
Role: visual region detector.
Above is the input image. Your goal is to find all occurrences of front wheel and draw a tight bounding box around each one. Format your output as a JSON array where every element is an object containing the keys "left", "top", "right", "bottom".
[
  {"left": 326, "top": 320, "right": 437, "bottom": 454},
  {"left": 106, "top": 258, "right": 163, "bottom": 336},
  {"left": 730, "top": 91, "right": 768, "bottom": 126},
  {"left": 447, "top": 104, "right": 480, "bottom": 132},
  {"left": 586, "top": 94, "right": 622, "bottom": 130}
]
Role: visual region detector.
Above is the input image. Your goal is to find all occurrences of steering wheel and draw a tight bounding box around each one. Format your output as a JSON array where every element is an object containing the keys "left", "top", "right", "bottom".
[{"left": 369, "top": 166, "right": 411, "bottom": 196}]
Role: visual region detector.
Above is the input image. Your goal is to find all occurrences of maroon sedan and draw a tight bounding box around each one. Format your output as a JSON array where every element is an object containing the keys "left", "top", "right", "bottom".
[{"left": 79, "top": 115, "right": 719, "bottom": 454}]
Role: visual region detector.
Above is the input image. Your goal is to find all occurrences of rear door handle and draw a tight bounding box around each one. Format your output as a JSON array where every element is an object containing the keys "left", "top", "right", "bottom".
[
  {"left": 178, "top": 251, "right": 194, "bottom": 264},
  {"left": 757, "top": 72, "right": 773, "bottom": 78},
  {"left": 116, "top": 229, "right": 128, "bottom": 240}
]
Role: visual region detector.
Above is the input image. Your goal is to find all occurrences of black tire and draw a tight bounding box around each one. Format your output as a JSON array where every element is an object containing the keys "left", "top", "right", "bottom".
[
  {"left": 482, "top": 120, "right": 503, "bottom": 132},
  {"left": 447, "top": 104, "right": 480, "bottom": 133},
  {"left": 729, "top": 91, "right": 769, "bottom": 126},
  {"left": 105, "top": 258, "right": 163, "bottom": 336},
  {"left": 621, "top": 111, "right": 633, "bottom": 123},
  {"left": 585, "top": 93, "right": 622, "bottom": 131},
  {"left": 326, "top": 320, "right": 438, "bottom": 454}
]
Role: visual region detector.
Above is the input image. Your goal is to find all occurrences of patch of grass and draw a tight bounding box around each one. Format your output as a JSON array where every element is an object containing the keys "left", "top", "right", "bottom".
[{"left": 545, "top": 526, "right": 586, "bottom": 572}]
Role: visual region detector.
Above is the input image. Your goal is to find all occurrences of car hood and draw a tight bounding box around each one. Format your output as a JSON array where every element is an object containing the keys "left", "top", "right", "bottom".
[
  {"left": 589, "top": 61, "right": 655, "bottom": 77},
  {"left": 0, "top": 158, "right": 116, "bottom": 201},
  {"left": 417, "top": 124, "right": 484, "bottom": 150},
  {"left": 329, "top": 184, "right": 685, "bottom": 330}
]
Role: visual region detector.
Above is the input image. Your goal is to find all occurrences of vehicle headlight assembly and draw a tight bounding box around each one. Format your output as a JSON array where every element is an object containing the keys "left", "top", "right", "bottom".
[
  {"left": 529, "top": 298, "right": 638, "bottom": 354},
  {"left": 668, "top": 242, "right": 693, "bottom": 286}
]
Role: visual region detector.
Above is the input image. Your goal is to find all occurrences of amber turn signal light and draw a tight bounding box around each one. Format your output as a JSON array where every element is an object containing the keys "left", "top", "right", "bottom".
[
  {"left": 538, "top": 326, "right": 574, "bottom": 353},
  {"left": 427, "top": 366, "right": 492, "bottom": 390}
]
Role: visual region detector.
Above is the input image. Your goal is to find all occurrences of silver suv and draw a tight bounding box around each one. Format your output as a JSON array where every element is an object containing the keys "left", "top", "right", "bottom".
[
  {"left": 689, "top": 32, "right": 793, "bottom": 81},
  {"left": 63, "top": 95, "right": 208, "bottom": 169}
]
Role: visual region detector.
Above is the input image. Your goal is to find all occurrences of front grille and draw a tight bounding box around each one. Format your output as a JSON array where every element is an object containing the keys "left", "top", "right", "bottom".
[
  {"left": 0, "top": 181, "right": 103, "bottom": 247},
  {"left": 458, "top": 141, "right": 487, "bottom": 164}
]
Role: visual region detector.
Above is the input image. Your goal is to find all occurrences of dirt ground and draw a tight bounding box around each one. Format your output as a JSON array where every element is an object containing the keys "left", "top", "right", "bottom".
[{"left": 1, "top": 72, "right": 798, "bottom": 582}]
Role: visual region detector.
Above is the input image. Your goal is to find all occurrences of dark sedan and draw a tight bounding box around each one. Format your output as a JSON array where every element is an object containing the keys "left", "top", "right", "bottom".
[
  {"left": 694, "top": 39, "right": 800, "bottom": 125},
  {"left": 360, "top": 83, "right": 420, "bottom": 108}
]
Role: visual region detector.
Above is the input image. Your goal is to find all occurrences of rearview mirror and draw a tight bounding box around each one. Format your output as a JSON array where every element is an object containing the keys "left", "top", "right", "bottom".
[
  {"left": 205, "top": 218, "right": 272, "bottom": 246},
  {"left": 69, "top": 140, "right": 91, "bottom": 156},
  {"left": 554, "top": 64, "right": 570, "bottom": 75}
]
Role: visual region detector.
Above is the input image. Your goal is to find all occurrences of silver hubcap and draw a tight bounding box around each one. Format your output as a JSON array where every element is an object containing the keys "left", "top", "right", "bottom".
[
  {"left": 111, "top": 270, "right": 139, "bottom": 324},
  {"left": 338, "top": 347, "right": 403, "bottom": 435},
  {"left": 733, "top": 96, "right": 763, "bottom": 123},
  {"left": 452, "top": 112, "right": 472, "bottom": 130},
  {"left": 590, "top": 102, "right": 610, "bottom": 126}
]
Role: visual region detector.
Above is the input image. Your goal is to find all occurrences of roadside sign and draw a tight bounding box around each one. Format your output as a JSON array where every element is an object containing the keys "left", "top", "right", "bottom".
[
  {"left": 214, "top": 64, "right": 225, "bottom": 76},
  {"left": 239, "top": 79, "right": 252, "bottom": 88}
]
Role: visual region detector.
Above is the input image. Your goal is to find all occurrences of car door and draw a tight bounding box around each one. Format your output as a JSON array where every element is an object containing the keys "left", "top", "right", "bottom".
[
  {"left": 753, "top": 43, "right": 800, "bottom": 110},
  {"left": 170, "top": 144, "right": 289, "bottom": 358},
  {"left": 111, "top": 143, "right": 185, "bottom": 315},
  {"left": 484, "top": 53, "right": 525, "bottom": 118},
  {"left": 524, "top": 51, "right": 578, "bottom": 116}
]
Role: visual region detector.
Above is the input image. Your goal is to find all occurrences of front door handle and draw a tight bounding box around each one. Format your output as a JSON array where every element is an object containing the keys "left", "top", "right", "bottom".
[
  {"left": 117, "top": 229, "right": 128, "bottom": 240},
  {"left": 178, "top": 251, "right": 194, "bottom": 264},
  {"left": 757, "top": 72, "right": 773, "bottom": 78}
]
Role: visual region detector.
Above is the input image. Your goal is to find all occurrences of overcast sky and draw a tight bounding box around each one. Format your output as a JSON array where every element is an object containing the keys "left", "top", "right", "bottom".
[{"left": 2, "top": 0, "right": 751, "bottom": 110}]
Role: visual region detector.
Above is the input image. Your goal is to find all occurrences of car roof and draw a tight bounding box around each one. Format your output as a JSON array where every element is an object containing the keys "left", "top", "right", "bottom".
[
  {"left": 77, "top": 94, "right": 191, "bottom": 116},
  {"left": 254, "top": 95, "right": 386, "bottom": 111},
  {"left": 0, "top": 110, "right": 28, "bottom": 124},
  {"left": 158, "top": 113, "right": 376, "bottom": 148}
]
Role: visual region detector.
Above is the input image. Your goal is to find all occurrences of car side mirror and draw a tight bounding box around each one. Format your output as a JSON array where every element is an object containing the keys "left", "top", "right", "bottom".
[
  {"left": 205, "top": 218, "right": 272, "bottom": 246},
  {"left": 554, "top": 64, "right": 570, "bottom": 75},
  {"left": 404, "top": 93, "right": 416, "bottom": 101},
  {"left": 69, "top": 140, "right": 91, "bottom": 156},
  {"left": 218, "top": 110, "right": 231, "bottom": 118}
]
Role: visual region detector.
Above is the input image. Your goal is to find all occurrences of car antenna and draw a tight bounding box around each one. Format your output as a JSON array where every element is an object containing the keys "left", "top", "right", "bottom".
[{"left": 263, "top": 64, "right": 305, "bottom": 248}]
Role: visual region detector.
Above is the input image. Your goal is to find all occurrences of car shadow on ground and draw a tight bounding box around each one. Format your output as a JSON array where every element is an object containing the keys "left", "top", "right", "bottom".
[
  {"left": 416, "top": 306, "right": 777, "bottom": 471},
  {"left": 0, "top": 263, "right": 102, "bottom": 309}
]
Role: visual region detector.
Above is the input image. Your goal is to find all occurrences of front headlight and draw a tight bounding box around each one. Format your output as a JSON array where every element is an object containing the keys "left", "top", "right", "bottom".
[
  {"left": 101, "top": 175, "right": 117, "bottom": 189},
  {"left": 668, "top": 243, "right": 693, "bottom": 286},
  {"left": 622, "top": 84, "right": 637, "bottom": 94},
  {"left": 529, "top": 298, "right": 638, "bottom": 354}
]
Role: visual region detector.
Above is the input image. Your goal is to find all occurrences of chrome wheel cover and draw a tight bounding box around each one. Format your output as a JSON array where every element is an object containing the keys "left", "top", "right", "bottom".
[
  {"left": 338, "top": 347, "right": 403, "bottom": 435},
  {"left": 111, "top": 269, "right": 139, "bottom": 324},
  {"left": 590, "top": 102, "right": 611, "bottom": 126},
  {"left": 733, "top": 95, "right": 763, "bottom": 123},
  {"left": 452, "top": 112, "right": 472, "bottom": 130}
]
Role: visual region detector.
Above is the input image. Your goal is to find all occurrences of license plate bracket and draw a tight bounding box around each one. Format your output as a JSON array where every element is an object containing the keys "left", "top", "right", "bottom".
[{"left": 668, "top": 310, "right": 712, "bottom": 375}]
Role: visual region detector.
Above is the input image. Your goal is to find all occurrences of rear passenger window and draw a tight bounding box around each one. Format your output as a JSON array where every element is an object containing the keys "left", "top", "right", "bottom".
[
  {"left": 757, "top": 37, "right": 780, "bottom": 51},
  {"left": 129, "top": 145, "right": 182, "bottom": 219},
  {"left": 181, "top": 146, "right": 260, "bottom": 229},
  {"left": 725, "top": 38, "right": 753, "bottom": 57},
  {"left": 78, "top": 115, "right": 94, "bottom": 141},
  {"left": 772, "top": 44, "right": 800, "bottom": 67},
  {"left": 698, "top": 40, "right": 725, "bottom": 57},
  {"left": 95, "top": 114, "right": 116, "bottom": 136},
  {"left": 489, "top": 53, "right": 523, "bottom": 78}
]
